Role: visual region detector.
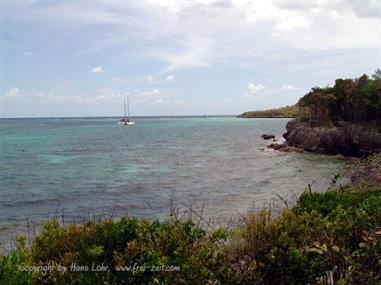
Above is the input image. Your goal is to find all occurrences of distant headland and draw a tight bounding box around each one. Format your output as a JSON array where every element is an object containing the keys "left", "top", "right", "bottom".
[{"left": 237, "top": 105, "right": 300, "bottom": 118}]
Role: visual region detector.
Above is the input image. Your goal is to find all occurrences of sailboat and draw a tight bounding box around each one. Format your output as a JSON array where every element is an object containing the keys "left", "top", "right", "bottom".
[{"left": 118, "top": 97, "right": 135, "bottom": 125}]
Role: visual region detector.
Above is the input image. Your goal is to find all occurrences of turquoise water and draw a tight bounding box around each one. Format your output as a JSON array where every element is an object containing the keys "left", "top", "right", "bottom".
[{"left": 0, "top": 117, "right": 346, "bottom": 244}]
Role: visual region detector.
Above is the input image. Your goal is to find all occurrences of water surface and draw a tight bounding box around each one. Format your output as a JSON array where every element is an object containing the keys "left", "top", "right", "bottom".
[{"left": 0, "top": 117, "right": 346, "bottom": 245}]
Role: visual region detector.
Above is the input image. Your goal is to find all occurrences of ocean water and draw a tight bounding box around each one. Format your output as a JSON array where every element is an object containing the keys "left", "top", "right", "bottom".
[{"left": 0, "top": 117, "right": 346, "bottom": 245}]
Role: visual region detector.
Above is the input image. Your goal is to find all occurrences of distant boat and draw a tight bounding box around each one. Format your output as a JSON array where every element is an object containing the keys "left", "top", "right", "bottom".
[{"left": 119, "top": 98, "right": 135, "bottom": 125}]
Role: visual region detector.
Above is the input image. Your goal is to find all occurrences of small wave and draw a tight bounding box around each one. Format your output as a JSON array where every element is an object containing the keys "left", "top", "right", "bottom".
[{"left": 3, "top": 197, "right": 60, "bottom": 208}]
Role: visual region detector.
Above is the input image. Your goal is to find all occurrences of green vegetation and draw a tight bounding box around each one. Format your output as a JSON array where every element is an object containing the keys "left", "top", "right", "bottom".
[
  {"left": 1, "top": 183, "right": 380, "bottom": 284},
  {"left": 0, "top": 217, "right": 228, "bottom": 285},
  {"left": 239, "top": 69, "right": 381, "bottom": 125},
  {"left": 298, "top": 70, "right": 381, "bottom": 126},
  {"left": 231, "top": 188, "right": 381, "bottom": 284},
  {"left": 237, "top": 105, "right": 301, "bottom": 118}
]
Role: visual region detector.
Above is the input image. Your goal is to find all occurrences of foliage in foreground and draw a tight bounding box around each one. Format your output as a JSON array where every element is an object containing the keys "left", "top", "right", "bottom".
[
  {"left": 0, "top": 217, "right": 228, "bottom": 285},
  {"left": 230, "top": 188, "right": 381, "bottom": 284},
  {"left": 1, "top": 188, "right": 380, "bottom": 284}
]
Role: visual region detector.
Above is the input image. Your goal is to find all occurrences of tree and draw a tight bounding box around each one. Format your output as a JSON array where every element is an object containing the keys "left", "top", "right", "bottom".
[
  {"left": 298, "top": 72, "right": 381, "bottom": 125},
  {"left": 334, "top": 79, "right": 356, "bottom": 121},
  {"left": 371, "top": 68, "right": 381, "bottom": 80},
  {"left": 298, "top": 87, "right": 336, "bottom": 126}
]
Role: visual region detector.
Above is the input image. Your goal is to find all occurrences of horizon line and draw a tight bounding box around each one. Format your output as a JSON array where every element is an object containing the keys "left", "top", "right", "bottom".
[{"left": 0, "top": 114, "right": 239, "bottom": 120}]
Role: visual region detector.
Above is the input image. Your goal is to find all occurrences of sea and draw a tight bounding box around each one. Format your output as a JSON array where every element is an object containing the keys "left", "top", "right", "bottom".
[{"left": 0, "top": 117, "right": 347, "bottom": 248}]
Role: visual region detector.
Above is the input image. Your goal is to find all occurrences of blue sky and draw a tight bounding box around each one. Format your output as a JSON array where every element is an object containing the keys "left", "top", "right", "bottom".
[{"left": 1, "top": 0, "right": 380, "bottom": 117}]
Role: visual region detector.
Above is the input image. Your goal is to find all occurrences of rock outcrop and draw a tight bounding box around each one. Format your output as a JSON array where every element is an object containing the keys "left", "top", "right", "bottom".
[
  {"left": 283, "top": 119, "right": 381, "bottom": 156},
  {"left": 261, "top": 134, "right": 275, "bottom": 140},
  {"left": 267, "top": 143, "right": 304, "bottom": 153}
]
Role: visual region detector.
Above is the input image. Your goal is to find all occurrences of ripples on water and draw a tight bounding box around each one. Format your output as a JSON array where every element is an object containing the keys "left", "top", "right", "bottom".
[{"left": 0, "top": 117, "right": 346, "bottom": 244}]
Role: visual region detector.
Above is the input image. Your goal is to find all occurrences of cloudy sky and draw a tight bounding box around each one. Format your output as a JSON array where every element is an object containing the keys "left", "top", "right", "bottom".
[{"left": 1, "top": 0, "right": 380, "bottom": 117}]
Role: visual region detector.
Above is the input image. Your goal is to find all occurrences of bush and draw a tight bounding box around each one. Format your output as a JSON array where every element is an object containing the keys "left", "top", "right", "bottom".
[
  {"left": 24, "top": 217, "right": 229, "bottom": 284},
  {"left": 1, "top": 188, "right": 380, "bottom": 284},
  {"left": 229, "top": 188, "right": 381, "bottom": 284},
  {"left": 0, "top": 237, "right": 33, "bottom": 285}
]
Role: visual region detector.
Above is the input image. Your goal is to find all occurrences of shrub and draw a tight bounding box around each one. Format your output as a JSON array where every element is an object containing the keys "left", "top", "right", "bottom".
[
  {"left": 1, "top": 188, "right": 380, "bottom": 284},
  {"left": 228, "top": 188, "right": 381, "bottom": 284},
  {"left": 26, "top": 217, "right": 229, "bottom": 284},
  {"left": 0, "top": 237, "right": 33, "bottom": 285}
]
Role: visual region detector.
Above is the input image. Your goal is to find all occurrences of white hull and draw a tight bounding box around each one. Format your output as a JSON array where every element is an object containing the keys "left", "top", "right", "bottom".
[{"left": 118, "top": 121, "right": 135, "bottom": 125}]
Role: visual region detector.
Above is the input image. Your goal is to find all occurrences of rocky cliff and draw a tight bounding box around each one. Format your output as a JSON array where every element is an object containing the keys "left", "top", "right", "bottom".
[{"left": 283, "top": 119, "right": 381, "bottom": 156}]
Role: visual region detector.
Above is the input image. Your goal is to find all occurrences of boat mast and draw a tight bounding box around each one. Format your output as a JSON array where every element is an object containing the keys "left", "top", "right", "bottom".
[
  {"left": 127, "top": 97, "right": 130, "bottom": 121},
  {"left": 123, "top": 99, "right": 127, "bottom": 119}
]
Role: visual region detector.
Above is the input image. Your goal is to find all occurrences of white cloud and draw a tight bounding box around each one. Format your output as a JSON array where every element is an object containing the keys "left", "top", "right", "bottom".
[
  {"left": 275, "top": 15, "right": 310, "bottom": 33},
  {"left": 4, "top": 87, "right": 123, "bottom": 104},
  {"left": 110, "top": 77, "right": 129, "bottom": 83},
  {"left": 347, "top": 0, "right": 380, "bottom": 19},
  {"left": 4, "top": 84, "right": 186, "bottom": 107},
  {"left": 91, "top": 66, "right": 104, "bottom": 74},
  {"left": 243, "top": 83, "right": 266, "bottom": 98},
  {"left": 165, "top": 74, "right": 176, "bottom": 82},
  {"left": 329, "top": 10, "right": 342, "bottom": 19},
  {"left": 5, "top": 88, "right": 20, "bottom": 97},
  {"left": 150, "top": 36, "right": 216, "bottom": 71},
  {"left": 23, "top": 51, "right": 32, "bottom": 57},
  {"left": 90, "top": 89, "right": 125, "bottom": 103},
  {"left": 147, "top": 74, "right": 162, "bottom": 83},
  {"left": 7, "top": 0, "right": 380, "bottom": 71},
  {"left": 269, "top": 55, "right": 278, "bottom": 61},
  {"left": 135, "top": 88, "right": 179, "bottom": 104},
  {"left": 139, "top": 88, "right": 161, "bottom": 98},
  {"left": 281, "top": 84, "right": 294, "bottom": 91}
]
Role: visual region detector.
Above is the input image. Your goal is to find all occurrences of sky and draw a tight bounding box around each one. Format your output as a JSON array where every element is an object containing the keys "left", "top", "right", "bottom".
[{"left": 1, "top": 0, "right": 380, "bottom": 117}]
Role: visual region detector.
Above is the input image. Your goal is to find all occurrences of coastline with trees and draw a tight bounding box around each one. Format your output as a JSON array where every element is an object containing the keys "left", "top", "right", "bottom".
[
  {"left": 1, "top": 72, "right": 380, "bottom": 284},
  {"left": 240, "top": 70, "right": 381, "bottom": 156}
]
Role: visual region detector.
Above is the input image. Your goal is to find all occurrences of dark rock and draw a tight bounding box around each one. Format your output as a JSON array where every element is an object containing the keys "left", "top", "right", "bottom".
[
  {"left": 283, "top": 119, "right": 381, "bottom": 156},
  {"left": 267, "top": 143, "right": 304, "bottom": 153},
  {"left": 287, "top": 146, "right": 305, "bottom": 153},
  {"left": 262, "top": 134, "right": 275, "bottom": 140},
  {"left": 268, "top": 143, "right": 284, "bottom": 150}
]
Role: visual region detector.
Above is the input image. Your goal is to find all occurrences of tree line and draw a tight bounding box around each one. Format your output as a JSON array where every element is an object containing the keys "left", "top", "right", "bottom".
[{"left": 298, "top": 69, "right": 381, "bottom": 126}]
